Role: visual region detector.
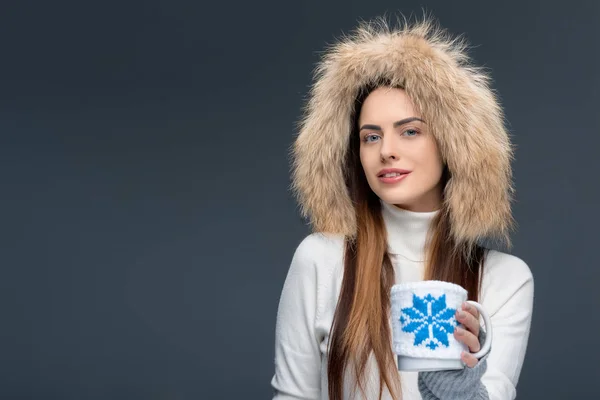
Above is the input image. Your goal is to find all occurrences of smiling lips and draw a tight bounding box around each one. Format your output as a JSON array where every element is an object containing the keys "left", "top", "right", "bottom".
[{"left": 377, "top": 168, "right": 411, "bottom": 184}]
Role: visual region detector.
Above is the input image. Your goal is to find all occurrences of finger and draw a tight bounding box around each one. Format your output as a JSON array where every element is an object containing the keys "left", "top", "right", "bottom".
[
  {"left": 462, "top": 302, "right": 480, "bottom": 320},
  {"left": 454, "top": 326, "right": 481, "bottom": 353},
  {"left": 455, "top": 309, "right": 480, "bottom": 337},
  {"left": 461, "top": 351, "right": 478, "bottom": 368}
]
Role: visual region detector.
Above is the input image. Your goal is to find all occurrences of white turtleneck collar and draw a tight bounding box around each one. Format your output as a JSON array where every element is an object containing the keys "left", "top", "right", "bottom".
[{"left": 380, "top": 199, "right": 439, "bottom": 262}]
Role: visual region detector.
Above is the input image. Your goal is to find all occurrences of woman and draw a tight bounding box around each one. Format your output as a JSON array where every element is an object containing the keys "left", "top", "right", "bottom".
[{"left": 271, "top": 16, "right": 534, "bottom": 400}]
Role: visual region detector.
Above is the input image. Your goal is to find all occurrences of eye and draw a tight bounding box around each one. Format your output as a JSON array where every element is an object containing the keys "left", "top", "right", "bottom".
[
  {"left": 402, "top": 129, "right": 419, "bottom": 137},
  {"left": 363, "top": 133, "right": 380, "bottom": 143}
]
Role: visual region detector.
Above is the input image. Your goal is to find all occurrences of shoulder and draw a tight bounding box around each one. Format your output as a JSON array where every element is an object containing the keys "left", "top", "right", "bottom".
[
  {"left": 483, "top": 249, "right": 534, "bottom": 285},
  {"left": 280, "top": 232, "right": 346, "bottom": 322},
  {"left": 481, "top": 249, "right": 534, "bottom": 315},
  {"left": 284, "top": 232, "right": 345, "bottom": 285},
  {"left": 291, "top": 232, "right": 346, "bottom": 267}
]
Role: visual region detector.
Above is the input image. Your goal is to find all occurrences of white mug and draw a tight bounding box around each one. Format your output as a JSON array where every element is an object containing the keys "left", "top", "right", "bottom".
[{"left": 391, "top": 280, "right": 493, "bottom": 372}]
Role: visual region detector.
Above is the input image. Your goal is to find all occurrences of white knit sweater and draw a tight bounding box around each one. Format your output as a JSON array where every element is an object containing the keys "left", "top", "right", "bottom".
[{"left": 271, "top": 200, "right": 534, "bottom": 399}]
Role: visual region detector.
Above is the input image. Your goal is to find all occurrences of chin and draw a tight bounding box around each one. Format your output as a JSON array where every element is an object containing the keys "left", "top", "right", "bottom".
[
  {"left": 374, "top": 190, "right": 418, "bottom": 209},
  {"left": 373, "top": 186, "right": 439, "bottom": 212}
]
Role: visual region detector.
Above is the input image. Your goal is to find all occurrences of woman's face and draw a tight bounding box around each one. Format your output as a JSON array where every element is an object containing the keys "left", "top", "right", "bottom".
[{"left": 358, "top": 87, "right": 444, "bottom": 212}]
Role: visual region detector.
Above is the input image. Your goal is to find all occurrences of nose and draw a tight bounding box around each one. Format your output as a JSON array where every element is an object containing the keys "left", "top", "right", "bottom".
[{"left": 380, "top": 136, "right": 399, "bottom": 161}]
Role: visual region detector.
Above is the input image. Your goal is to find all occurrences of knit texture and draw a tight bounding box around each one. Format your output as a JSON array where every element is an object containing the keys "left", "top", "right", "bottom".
[
  {"left": 418, "top": 330, "right": 490, "bottom": 400},
  {"left": 392, "top": 281, "right": 470, "bottom": 358}
]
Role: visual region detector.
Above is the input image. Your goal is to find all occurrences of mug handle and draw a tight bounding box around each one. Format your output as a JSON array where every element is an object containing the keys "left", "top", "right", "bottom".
[{"left": 465, "top": 300, "right": 493, "bottom": 359}]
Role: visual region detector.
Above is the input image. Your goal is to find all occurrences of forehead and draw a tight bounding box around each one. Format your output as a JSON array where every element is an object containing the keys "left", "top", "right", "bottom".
[{"left": 358, "top": 87, "right": 419, "bottom": 122}]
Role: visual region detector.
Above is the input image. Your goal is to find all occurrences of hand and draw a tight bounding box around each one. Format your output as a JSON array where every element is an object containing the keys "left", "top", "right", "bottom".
[{"left": 454, "top": 302, "right": 481, "bottom": 368}]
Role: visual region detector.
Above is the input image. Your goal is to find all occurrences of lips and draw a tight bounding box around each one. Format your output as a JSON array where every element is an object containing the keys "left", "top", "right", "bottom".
[
  {"left": 380, "top": 172, "right": 406, "bottom": 178},
  {"left": 377, "top": 168, "right": 411, "bottom": 184},
  {"left": 377, "top": 168, "right": 411, "bottom": 177}
]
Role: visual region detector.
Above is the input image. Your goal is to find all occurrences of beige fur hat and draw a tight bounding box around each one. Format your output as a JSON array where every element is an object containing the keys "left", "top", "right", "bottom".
[{"left": 290, "top": 16, "right": 515, "bottom": 247}]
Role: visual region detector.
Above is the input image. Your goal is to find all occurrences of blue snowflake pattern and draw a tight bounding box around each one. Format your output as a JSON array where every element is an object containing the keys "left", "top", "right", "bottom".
[{"left": 399, "top": 293, "right": 457, "bottom": 350}]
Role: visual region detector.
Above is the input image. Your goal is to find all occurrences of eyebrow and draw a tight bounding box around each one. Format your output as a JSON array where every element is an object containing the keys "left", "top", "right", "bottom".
[{"left": 359, "top": 117, "right": 425, "bottom": 131}]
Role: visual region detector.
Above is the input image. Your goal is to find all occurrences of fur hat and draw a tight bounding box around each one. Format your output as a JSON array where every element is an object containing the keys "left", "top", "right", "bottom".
[{"left": 290, "top": 16, "right": 515, "bottom": 247}]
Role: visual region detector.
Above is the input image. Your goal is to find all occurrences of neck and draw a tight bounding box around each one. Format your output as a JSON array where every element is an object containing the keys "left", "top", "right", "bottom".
[{"left": 380, "top": 200, "right": 439, "bottom": 262}]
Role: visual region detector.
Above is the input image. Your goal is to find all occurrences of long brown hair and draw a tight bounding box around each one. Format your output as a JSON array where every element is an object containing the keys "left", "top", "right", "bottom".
[{"left": 326, "top": 82, "right": 488, "bottom": 400}]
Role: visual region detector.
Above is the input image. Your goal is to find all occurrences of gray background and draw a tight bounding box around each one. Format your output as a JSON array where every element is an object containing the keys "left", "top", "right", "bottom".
[{"left": 1, "top": 0, "right": 598, "bottom": 399}]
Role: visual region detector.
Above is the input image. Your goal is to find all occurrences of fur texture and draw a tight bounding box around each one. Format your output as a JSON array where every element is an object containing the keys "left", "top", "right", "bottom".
[{"left": 290, "top": 15, "right": 515, "bottom": 247}]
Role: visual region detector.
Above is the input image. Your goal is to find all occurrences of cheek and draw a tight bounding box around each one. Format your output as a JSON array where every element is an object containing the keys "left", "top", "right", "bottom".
[
  {"left": 423, "top": 150, "right": 443, "bottom": 172},
  {"left": 359, "top": 148, "right": 371, "bottom": 171},
  {"left": 415, "top": 143, "right": 444, "bottom": 179},
  {"left": 359, "top": 150, "right": 380, "bottom": 183},
  {"left": 430, "top": 147, "right": 445, "bottom": 176}
]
